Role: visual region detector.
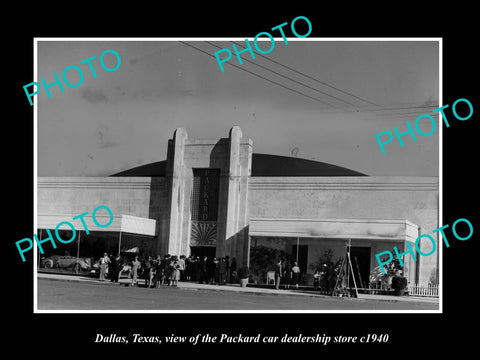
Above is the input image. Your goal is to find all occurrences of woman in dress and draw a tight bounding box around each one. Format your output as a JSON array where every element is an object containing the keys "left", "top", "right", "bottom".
[
  {"left": 144, "top": 256, "right": 153, "bottom": 288},
  {"left": 153, "top": 255, "right": 162, "bottom": 288},
  {"left": 313, "top": 269, "right": 321, "bottom": 290},
  {"left": 98, "top": 253, "right": 110, "bottom": 281},
  {"left": 169, "top": 256, "right": 181, "bottom": 287},
  {"left": 131, "top": 256, "right": 141, "bottom": 287},
  {"left": 292, "top": 262, "right": 301, "bottom": 289},
  {"left": 163, "top": 255, "right": 171, "bottom": 286}
]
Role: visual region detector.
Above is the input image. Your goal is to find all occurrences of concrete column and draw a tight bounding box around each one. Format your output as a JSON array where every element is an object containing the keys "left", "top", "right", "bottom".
[
  {"left": 402, "top": 240, "right": 414, "bottom": 284},
  {"left": 223, "top": 126, "right": 252, "bottom": 266},
  {"left": 240, "top": 140, "right": 252, "bottom": 267},
  {"left": 163, "top": 126, "right": 251, "bottom": 263},
  {"left": 223, "top": 126, "right": 241, "bottom": 259},
  {"left": 165, "top": 128, "right": 188, "bottom": 256},
  {"left": 415, "top": 227, "right": 421, "bottom": 285}
]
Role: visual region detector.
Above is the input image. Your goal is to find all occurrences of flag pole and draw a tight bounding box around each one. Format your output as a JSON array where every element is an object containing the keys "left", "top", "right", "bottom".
[{"left": 296, "top": 236, "right": 299, "bottom": 263}]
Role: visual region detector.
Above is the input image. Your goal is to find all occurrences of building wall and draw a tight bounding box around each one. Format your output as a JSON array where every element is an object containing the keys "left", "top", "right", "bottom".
[
  {"left": 248, "top": 176, "right": 439, "bottom": 284},
  {"left": 37, "top": 175, "right": 439, "bottom": 284},
  {"left": 37, "top": 177, "right": 170, "bottom": 254}
]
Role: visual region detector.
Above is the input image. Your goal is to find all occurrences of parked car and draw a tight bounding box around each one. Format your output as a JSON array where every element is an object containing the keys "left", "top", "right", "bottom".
[{"left": 40, "top": 255, "right": 93, "bottom": 272}]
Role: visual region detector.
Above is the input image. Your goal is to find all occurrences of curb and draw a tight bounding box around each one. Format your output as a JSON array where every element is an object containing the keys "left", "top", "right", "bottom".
[{"left": 37, "top": 274, "right": 328, "bottom": 299}]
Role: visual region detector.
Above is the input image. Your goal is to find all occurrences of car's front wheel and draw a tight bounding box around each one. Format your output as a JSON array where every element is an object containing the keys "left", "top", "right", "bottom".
[
  {"left": 73, "top": 263, "right": 82, "bottom": 273},
  {"left": 44, "top": 261, "right": 53, "bottom": 269}
]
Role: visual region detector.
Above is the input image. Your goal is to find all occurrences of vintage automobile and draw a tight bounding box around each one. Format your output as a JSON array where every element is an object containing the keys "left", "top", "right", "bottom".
[{"left": 40, "top": 255, "right": 93, "bottom": 272}]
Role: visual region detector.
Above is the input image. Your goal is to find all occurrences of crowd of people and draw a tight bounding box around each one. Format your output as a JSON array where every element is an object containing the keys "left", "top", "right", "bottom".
[
  {"left": 312, "top": 263, "right": 345, "bottom": 294},
  {"left": 273, "top": 258, "right": 344, "bottom": 293},
  {"left": 97, "top": 253, "right": 339, "bottom": 292},
  {"left": 273, "top": 259, "right": 302, "bottom": 290},
  {"left": 97, "top": 253, "right": 238, "bottom": 288}
]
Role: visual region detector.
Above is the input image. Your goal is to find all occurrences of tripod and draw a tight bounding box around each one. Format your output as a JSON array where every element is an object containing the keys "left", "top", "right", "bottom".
[{"left": 333, "top": 238, "right": 359, "bottom": 298}]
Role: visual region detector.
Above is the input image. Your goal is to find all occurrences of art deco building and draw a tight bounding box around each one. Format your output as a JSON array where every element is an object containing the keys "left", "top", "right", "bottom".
[{"left": 38, "top": 126, "right": 439, "bottom": 286}]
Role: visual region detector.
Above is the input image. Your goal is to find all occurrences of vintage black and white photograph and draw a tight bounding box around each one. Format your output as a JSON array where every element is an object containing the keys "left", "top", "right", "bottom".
[{"left": 33, "top": 38, "right": 441, "bottom": 312}]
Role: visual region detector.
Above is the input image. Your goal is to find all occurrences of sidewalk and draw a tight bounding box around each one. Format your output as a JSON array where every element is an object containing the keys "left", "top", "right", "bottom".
[
  {"left": 357, "top": 293, "right": 439, "bottom": 303},
  {"left": 37, "top": 272, "right": 439, "bottom": 304},
  {"left": 37, "top": 272, "right": 327, "bottom": 298}
]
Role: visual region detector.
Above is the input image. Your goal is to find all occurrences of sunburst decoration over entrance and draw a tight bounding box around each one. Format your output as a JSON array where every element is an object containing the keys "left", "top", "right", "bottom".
[{"left": 190, "top": 221, "right": 217, "bottom": 246}]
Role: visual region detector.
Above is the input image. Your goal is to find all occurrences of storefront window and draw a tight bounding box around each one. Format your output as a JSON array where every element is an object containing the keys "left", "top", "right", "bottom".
[{"left": 36, "top": 229, "right": 156, "bottom": 275}]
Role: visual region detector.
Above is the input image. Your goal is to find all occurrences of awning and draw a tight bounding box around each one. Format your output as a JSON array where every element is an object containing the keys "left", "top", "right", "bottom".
[
  {"left": 249, "top": 218, "right": 418, "bottom": 242},
  {"left": 37, "top": 214, "right": 157, "bottom": 237}
]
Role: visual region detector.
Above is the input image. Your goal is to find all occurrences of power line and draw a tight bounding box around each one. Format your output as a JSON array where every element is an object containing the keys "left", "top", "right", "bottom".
[
  {"left": 361, "top": 106, "right": 439, "bottom": 119},
  {"left": 232, "top": 40, "right": 381, "bottom": 108},
  {"left": 362, "top": 105, "right": 438, "bottom": 112},
  {"left": 205, "top": 41, "right": 358, "bottom": 108},
  {"left": 360, "top": 101, "right": 439, "bottom": 108},
  {"left": 370, "top": 114, "right": 438, "bottom": 121},
  {"left": 180, "top": 41, "right": 339, "bottom": 108},
  {"left": 181, "top": 41, "right": 438, "bottom": 117}
]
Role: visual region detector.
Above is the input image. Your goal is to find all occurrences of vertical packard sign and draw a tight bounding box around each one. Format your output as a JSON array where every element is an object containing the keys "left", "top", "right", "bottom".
[
  {"left": 190, "top": 169, "right": 220, "bottom": 246},
  {"left": 191, "top": 168, "right": 220, "bottom": 221}
]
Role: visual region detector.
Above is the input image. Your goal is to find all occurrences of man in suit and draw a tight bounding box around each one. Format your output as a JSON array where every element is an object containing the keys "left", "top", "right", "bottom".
[
  {"left": 108, "top": 253, "right": 117, "bottom": 282},
  {"left": 159, "top": 255, "right": 168, "bottom": 286},
  {"left": 178, "top": 255, "right": 186, "bottom": 281},
  {"left": 218, "top": 257, "right": 227, "bottom": 285},
  {"left": 225, "top": 256, "right": 231, "bottom": 283},
  {"left": 391, "top": 270, "right": 408, "bottom": 296},
  {"left": 274, "top": 259, "right": 283, "bottom": 290},
  {"left": 198, "top": 256, "right": 208, "bottom": 284},
  {"left": 230, "top": 257, "right": 237, "bottom": 283}
]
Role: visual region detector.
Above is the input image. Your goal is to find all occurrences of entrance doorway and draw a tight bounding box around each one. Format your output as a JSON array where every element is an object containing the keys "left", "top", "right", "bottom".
[
  {"left": 349, "top": 246, "right": 371, "bottom": 288},
  {"left": 190, "top": 246, "right": 216, "bottom": 259}
]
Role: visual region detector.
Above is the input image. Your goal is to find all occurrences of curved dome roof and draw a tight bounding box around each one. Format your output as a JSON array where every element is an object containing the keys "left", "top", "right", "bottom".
[
  {"left": 112, "top": 153, "right": 366, "bottom": 177},
  {"left": 250, "top": 154, "right": 366, "bottom": 176}
]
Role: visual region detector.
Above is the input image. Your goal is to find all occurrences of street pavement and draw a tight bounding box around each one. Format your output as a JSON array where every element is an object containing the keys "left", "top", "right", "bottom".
[{"left": 36, "top": 273, "right": 439, "bottom": 311}]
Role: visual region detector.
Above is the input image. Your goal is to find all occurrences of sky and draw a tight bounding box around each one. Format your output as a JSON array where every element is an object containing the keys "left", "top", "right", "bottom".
[{"left": 36, "top": 39, "right": 440, "bottom": 177}]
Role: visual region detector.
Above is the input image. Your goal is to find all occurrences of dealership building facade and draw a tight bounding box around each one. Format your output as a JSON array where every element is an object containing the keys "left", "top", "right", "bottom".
[{"left": 37, "top": 126, "right": 439, "bottom": 286}]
